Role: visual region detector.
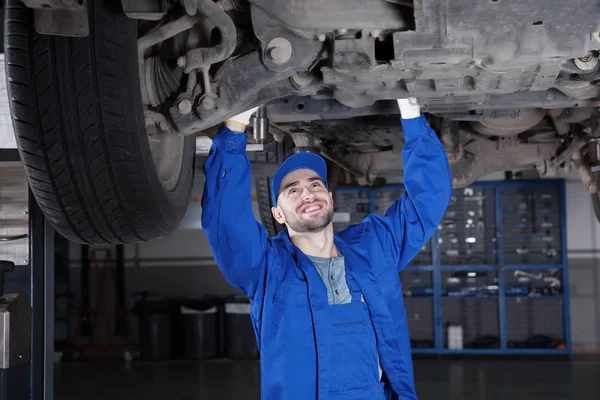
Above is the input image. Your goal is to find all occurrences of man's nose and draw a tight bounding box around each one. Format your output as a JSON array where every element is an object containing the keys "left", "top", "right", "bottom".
[{"left": 303, "top": 189, "right": 316, "bottom": 201}]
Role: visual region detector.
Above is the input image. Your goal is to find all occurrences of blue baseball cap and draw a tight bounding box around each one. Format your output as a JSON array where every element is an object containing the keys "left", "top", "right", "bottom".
[{"left": 271, "top": 152, "right": 328, "bottom": 206}]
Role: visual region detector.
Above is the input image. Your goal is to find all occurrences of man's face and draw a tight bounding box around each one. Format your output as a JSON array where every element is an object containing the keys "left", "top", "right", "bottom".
[{"left": 271, "top": 168, "right": 334, "bottom": 233}]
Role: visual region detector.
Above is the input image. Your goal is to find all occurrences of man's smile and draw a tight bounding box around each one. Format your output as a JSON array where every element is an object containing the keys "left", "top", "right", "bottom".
[{"left": 300, "top": 203, "right": 324, "bottom": 214}]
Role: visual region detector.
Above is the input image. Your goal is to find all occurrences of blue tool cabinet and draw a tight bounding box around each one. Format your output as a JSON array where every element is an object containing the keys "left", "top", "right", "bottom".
[{"left": 335, "top": 180, "right": 570, "bottom": 356}]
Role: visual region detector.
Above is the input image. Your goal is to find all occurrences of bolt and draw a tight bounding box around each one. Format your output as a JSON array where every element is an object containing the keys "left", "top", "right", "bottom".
[
  {"left": 292, "top": 71, "right": 314, "bottom": 88},
  {"left": 574, "top": 50, "right": 599, "bottom": 71},
  {"left": 321, "top": 103, "right": 331, "bottom": 112},
  {"left": 158, "top": 121, "right": 168, "bottom": 131},
  {"left": 579, "top": 52, "right": 594, "bottom": 62},
  {"left": 265, "top": 37, "right": 293, "bottom": 65},
  {"left": 268, "top": 47, "right": 285, "bottom": 63},
  {"left": 177, "top": 56, "right": 186, "bottom": 68},
  {"left": 317, "top": 33, "right": 326, "bottom": 42},
  {"left": 338, "top": 29, "right": 348, "bottom": 35},
  {"left": 200, "top": 96, "right": 215, "bottom": 110},
  {"left": 589, "top": 183, "right": 598, "bottom": 193},
  {"left": 177, "top": 99, "right": 192, "bottom": 114},
  {"left": 544, "top": 90, "right": 555, "bottom": 100},
  {"left": 370, "top": 30, "right": 381, "bottom": 38}
]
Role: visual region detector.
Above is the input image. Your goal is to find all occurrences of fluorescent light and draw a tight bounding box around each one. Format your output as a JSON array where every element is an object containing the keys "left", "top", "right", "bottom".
[{"left": 467, "top": 272, "right": 477, "bottom": 277}]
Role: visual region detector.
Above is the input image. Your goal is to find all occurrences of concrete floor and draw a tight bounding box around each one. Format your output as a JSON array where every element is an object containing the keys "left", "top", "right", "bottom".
[{"left": 55, "top": 359, "right": 600, "bottom": 400}]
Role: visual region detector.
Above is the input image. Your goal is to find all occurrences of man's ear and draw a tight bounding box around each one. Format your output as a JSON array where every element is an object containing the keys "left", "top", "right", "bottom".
[{"left": 271, "top": 206, "right": 286, "bottom": 224}]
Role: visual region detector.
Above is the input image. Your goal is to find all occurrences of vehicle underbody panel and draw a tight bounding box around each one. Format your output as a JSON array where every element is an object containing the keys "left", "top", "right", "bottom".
[
  {"left": 28, "top": 0, "right": 600, "bottom": 189},
  {"left": 171, "top": 0, "right": 600, "bottom": 130}
]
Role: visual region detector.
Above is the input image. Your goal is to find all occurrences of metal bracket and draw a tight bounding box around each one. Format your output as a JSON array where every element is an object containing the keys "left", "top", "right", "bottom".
[
  {"left": 0, "top": 294, "right": 32, "bottom": 369},
  {"left": 22, "top": 0, "right": 89, "bottom": 37},
  {"left": 21, "top": 0, "right": 83, "bottom": 9},
  {"left": 121, "top": 0, "right": 167, "bottom": 21},
  {"left": 0, "top": 163, "right": 30, "bottom": 266}
]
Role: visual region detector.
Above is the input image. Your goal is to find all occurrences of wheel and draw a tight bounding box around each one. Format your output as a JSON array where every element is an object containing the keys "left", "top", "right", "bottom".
[{"left": 4, "top": 0, "right": 195, "bottom": 244}]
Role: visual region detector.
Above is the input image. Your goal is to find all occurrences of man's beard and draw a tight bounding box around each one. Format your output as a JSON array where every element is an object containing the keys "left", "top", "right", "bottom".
[{"left": 285, "top": 205, "right": 334, "bottom": 233}]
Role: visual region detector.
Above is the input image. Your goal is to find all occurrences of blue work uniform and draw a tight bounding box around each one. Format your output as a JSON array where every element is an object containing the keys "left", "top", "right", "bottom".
[{"left": 201, "top": 115, "right": 452, "bottom": 399}]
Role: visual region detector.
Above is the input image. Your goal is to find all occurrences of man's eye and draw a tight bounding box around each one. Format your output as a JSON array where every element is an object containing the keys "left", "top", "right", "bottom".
[
  {"left": 312, "top": 182, "right": 321, "bottom": 187},
  {"left": 289, "top": 188, "right": 298, "bottom": 194}
]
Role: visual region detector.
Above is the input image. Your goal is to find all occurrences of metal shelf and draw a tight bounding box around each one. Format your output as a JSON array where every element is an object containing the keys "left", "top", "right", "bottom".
[
  {"left": 440, "top": 265, "right": 499, "bottom": 271},
  {"left": 404, "top": 265, "right": 434, "bottom": 272},
  {"left": 439, "top": 348, "right": 568, "bottom": 355},
  {"left": 440, "top": 294, "right": 564, "bottom": 299},
  {"left": 502, "top": 264, "right": 564, "bottom": 270},
  {"left": 339, "top": 180, "right": 570, "bottom": 357},
  {"left": 503, "top": 349, "right": 569, "bottom": 354},
  {"left": 441, "top": 349, "right": 503, "bottom": 354},
  {"left": 411, "top": 348, "right": 437, "bottom": 354}
]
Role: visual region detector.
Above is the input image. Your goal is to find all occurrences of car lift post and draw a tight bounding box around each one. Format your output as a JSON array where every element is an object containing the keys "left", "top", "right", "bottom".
[{"left": 0, "top": 149, "right": 54, "bottom": 400}]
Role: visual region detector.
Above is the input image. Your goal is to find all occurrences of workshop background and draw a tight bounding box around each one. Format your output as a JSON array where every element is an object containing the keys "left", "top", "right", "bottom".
[{"left": 58, "top": 171, "right": 600, "bottom": 355}]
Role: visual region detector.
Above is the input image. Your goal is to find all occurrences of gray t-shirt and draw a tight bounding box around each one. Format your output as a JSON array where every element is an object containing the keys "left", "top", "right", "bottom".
[{"left": 307, "top": 255, "right": 352, "bottom": 304}]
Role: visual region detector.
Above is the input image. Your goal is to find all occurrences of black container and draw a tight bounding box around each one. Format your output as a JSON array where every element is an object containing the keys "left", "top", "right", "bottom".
[
  {"left": 224, "top": 295, "right": 259, "bottom": 359},
  {"left": 133, "top": 297, "right": 175, "bottom": 360},
  {"left": 182, "top": 298, "right": 219, "bottom": 359}
]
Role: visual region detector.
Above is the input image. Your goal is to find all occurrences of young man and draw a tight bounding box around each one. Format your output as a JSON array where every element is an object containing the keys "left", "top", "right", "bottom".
[{"left": 202, "top": 99, "right": 452, "bottom": 400}]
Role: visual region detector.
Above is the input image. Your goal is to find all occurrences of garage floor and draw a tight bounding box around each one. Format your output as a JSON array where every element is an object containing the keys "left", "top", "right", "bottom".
[{"left": 54, "top": 358, "right": 600, "bottom": 400}]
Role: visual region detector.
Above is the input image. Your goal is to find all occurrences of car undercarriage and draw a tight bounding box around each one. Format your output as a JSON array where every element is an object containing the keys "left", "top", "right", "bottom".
[
  {"left": 6, "top": 0, "right": 600, "bottom": 244},
  {"left": 138, "top": 0, "right": 600, "bottom": 186}
]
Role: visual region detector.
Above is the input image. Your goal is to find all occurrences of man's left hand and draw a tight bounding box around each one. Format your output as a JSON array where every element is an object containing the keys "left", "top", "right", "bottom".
[{"left": 397, "top": 98, "right": 421, "bottom": 119}]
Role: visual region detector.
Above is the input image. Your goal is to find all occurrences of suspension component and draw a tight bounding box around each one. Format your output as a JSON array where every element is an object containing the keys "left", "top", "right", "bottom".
[
  {"left": 252, "top": 106, "right": 269, "bottom": 144},
  {"left": 141, "top": 57, "right": 183, "bottom": 107},
  {"left": 572, "top": 149, "right": 597, "bottom": 193},
  {"left": 178, "top": 0, "right": 237, "bottom": 73}
]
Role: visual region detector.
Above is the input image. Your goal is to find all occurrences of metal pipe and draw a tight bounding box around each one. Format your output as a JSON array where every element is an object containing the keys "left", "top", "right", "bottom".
[
  {"left": 138, "top": 14, "right": 202, "bottom": 55},
  {"left": 253, "top": 106, "right": 269, "bottom": 144},
  {"left": 0, "top": 234, "right": 28, "bottom": 242},
  {"left": 180, "top": 0, "right": 237, "bottom": 73},
  {"left": 318, "top": 148, "right": 365, "bottom": 178},
  {"left": 440, "top": 120, "right": 463, "bottom": 164},
  {"left": 548, "top": 135, "right": 588, "bottom": 169},
  {"left": 187, "top": 69, "right": 198, "bottom": 94},
  {"left": 572, "top": 149, "right": 597, "bottom": 193}
]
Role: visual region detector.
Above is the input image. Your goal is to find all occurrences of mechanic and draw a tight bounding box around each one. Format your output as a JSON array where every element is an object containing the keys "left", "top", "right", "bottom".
[{"left": 202, "top": 98, "right": 452, "bottom": 400}]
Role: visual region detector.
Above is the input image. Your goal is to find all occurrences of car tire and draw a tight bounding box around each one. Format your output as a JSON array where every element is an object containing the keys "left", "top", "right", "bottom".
[{"left": 4, "top": 0, "right": 195, "bottom": 244}]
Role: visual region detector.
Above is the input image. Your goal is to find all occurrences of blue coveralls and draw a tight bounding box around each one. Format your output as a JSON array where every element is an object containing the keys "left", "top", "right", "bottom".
[{"left": 202, "top": 115, "right": 452, "bottom": 399}]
